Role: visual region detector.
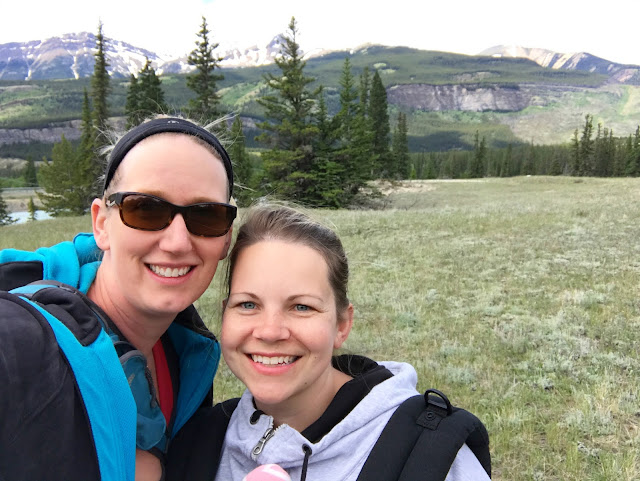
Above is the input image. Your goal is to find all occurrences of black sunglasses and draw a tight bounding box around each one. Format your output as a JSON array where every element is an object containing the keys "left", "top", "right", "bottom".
[{"left": 106, "top": 192, "right": 236, "bottom": 237}]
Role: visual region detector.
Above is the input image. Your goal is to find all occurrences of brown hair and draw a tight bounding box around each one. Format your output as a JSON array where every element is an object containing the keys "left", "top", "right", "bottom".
[{"left": 226, "top": 202, "right": 350, "bottom": 315}]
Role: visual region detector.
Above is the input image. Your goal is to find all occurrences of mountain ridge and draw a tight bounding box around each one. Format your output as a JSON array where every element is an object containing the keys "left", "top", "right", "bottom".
[{"left": 1, "top": 33, "right": 638, "bottom": 84}]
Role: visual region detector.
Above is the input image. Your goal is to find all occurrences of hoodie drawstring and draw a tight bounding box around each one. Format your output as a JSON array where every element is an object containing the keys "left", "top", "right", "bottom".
[{"left": 300, "top": 444, "right": 312, "bottom": 481}]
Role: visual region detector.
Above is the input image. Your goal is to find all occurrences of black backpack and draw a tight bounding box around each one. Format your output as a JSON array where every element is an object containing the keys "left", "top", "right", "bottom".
[
  {"left": 166, "top": 388, "right": 491, "bottom": 481},
  {"left": 356, "top": 388, "right": 491, "bottom": 480}
]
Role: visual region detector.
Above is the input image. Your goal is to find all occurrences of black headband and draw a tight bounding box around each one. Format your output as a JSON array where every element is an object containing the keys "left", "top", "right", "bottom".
[{"left": 103, "top": 117, "right": 234, "bottom": 198}]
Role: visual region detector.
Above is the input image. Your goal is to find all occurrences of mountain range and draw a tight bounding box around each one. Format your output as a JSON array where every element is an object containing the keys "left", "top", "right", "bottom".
[
  {"left": 1, "top": 32, "right": 638, "bottom": 84},
  {"left": 0, "top": 32, "right": 286, "bottom": 81},
  {"left": 2, "top": 33, "right": 640, "bottom": 151}
]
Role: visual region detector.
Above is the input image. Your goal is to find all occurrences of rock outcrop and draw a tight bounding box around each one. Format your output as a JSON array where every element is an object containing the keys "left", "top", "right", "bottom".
[
  {"left": 0, "top": 120, "right": 82, "bottom": 145},
  {"left": 386, "top": 83, "right": 586, "bottom": 112}
]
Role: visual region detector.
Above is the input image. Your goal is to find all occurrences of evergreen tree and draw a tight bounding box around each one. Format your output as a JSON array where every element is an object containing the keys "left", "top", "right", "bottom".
[
  {"left": 501, "top": 144, "right": 513, "bottom": 177},
  {"left": 256, "top": 17, "right": 321, "bottom": 203},
  {"left": 579, "top": 114, "right": 594, "bottom": 175},
  {"left": 424, "top": 153, "right": 437, "bottom": 179},
  {"left": 358, "top": 67, "right": 371, "bottom": 115},
  {"left": 38, "top": 136, "right": 91, "bottom": 216},
  {"left": 624, "top": 134, "right": 636, "bottom": 176},
  {"left": 187, "top": 16, "right": 224, "bottom": 121},
  {"left": 521, "top": 142, "right": 535, "bottom": 175},
  {"left": 391, "top": 112, "right": 410, "bottom": 178},
  {"left": 313, "top": 89, "right": 345, "bottom": 207},
  {"left": 76, "top": 89, "right": 96, "bottom": 207},
  {"left": 570, "top": 129, "right": 580, "bottom": 175},
  {"left": 138, "top": 58, "right": 167, "bottom": 119},
  {"left": 466, "top": 131, "right": 485, "bottom": 178},
  {"left": 369, "top": 70, "right": 390, "bottom": 176},
  {"left": 335, "top": 58, "right": 358, "bottom": 144},
  {"left": 229, "top": 116, "right": 253, "bottom": 206},
  {"left": 22, "top": 156, "right": 38, "bottom": 187},
  {"left": 91, "top": 22, "right": 110, "bottom": 155},
  {"left": 0, "top": 189, "right": 15, "bottom": 226},
  {"left": 125, "top": 74, "right": 142, "bottom": 128},
  {"left": 27, "top": 197, "right": 37, "bottom": 222},
  {"left": 333, "top": 58, "right": 371, "bottom": 198}
]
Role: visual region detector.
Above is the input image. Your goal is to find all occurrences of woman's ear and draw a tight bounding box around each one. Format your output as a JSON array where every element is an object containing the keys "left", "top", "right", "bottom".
[
  {"left": 218, "top": 227, "right": 233, "bottom": 260},
  {"left": 334, "top": 303, "right": 354, "bottom": 349},
  {"left": 91, "top": 198, "right": 110, "bottom": 251}
]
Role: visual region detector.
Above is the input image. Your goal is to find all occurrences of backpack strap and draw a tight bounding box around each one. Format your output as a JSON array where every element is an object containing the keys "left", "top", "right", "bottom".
[
  {"left": 11, "top": 286, "right": 137, "bottom": 481},
  {"left": 357, "top": 389, "right": 491, "bottom": 481}
]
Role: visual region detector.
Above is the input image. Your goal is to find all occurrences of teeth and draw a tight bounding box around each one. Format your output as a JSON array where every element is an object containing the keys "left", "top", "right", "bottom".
[
  {"left": 149, "top": 265, "right": 191, "bottom": 278},
  {"left": 251, "top": 355, "right": 297, "bottom": 366}
]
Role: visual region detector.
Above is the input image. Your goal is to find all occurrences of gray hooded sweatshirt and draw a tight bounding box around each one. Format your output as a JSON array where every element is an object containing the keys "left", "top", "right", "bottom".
[{"left": 215, "top": 361, "right": 489, "bottom": 481}]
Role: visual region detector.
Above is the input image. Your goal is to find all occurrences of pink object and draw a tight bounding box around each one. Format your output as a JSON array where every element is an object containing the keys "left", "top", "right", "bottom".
[{"left": 242, "top": 464, "right": 292, "bottom": 481}]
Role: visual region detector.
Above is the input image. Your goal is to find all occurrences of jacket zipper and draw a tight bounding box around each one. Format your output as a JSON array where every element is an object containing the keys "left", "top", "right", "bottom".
[{"left": 252, "top": 427, "right": 276, "bottom": 457}]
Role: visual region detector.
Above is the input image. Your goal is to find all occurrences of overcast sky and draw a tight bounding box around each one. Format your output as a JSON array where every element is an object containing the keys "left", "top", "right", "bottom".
[{"left": 2, "top": 0, "right": 638, "bottom": 65}]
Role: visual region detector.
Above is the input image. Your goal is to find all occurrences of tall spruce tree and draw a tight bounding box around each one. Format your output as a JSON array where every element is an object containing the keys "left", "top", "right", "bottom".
[
  {"left": 38, "top": 136, "right": 91, "bottom": 216},
  {"left": 313, "top": 89, "right": 345, "bottom": 207},
  {"left": 22, "top": 157, "right": 37, "bottom": 187},
  {"left": 333, "top": 58, "right": 374, "bottom": 198},
  {"left": 91, "top": 22, "right": 110, "bottom": 153},
  {"left": 570, "top": 129, "right": 581, "bottom": 175},
  {"left": 77, "top": 89, "right": 96, "bottom": 207},
  {"left": 125, "top": 74, "right": 142, "bottom": 128},
  {"left": 579, "top": 114, "right": 594, "bottom": 175},
  {"left": 391, "top": 112, "right": 410, "bottom": 178},
  {"left": 187, "top": 17, "right": 224, "bottom": 121},
  {"left": 256, "top": 17, "right": 321, "bottom": 203},
  {"left": 369, "top": 70, "right": 390, "bottom": 176},
  {"left": 138, "top": 58, "right": 168, "bottom": 120},
  {"left": 229, "top": 116, "right": 253, "bottom": 205},
  {"left": 0, "top": 189, "right": 15, "bottom": 226},
  {"left": 27, "top": 197, "right": 37, "bottom": 222}
]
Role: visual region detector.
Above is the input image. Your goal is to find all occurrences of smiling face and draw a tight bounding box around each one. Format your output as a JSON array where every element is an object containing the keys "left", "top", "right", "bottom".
[
  {"left": 221, "top": 240, "right": 353, "bottom": 428},
  {"left": 91, "top": 133, "right": 232, "bottom": 324}
]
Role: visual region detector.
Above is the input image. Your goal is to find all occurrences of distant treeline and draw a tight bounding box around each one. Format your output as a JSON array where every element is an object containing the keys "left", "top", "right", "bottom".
[{"left": 409, "top": 115, "right": 640, "bottom": 179}]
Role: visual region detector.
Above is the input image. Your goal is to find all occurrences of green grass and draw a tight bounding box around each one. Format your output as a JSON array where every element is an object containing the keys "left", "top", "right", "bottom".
[{"left": 1, "top": 176, "right": 639, "bottom": 480}]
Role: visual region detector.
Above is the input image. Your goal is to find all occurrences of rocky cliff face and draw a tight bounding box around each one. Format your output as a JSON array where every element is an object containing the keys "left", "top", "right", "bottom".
[
  {"left": 0, "top": 120, "right": 82, "bottom": 145},
  {"left": 386, "top": 83, "right": 586, "bottom": 112}
]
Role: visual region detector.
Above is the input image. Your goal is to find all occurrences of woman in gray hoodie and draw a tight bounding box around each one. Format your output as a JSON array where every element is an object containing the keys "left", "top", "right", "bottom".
[{"left": 167, "top": 203, "right": 490, "bottom": 481}]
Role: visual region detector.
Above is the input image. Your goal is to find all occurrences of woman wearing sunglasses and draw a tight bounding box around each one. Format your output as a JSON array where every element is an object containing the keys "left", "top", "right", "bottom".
[
  {"left": 0, "top": 117, "right": 235, "bottom": 481},
  {"left": 167, "top": 203, "right": 491, "bottom": 481}
]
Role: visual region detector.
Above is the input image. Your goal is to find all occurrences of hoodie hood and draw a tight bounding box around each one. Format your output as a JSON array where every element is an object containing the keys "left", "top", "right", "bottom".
[{"left": 217, "top": 361, "right": 419, "bottom": 481}]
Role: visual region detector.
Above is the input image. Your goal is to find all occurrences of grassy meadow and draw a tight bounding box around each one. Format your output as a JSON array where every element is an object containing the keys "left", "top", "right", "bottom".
[{"left": 1, "top": 176, "right": 639, "bottom": 480}]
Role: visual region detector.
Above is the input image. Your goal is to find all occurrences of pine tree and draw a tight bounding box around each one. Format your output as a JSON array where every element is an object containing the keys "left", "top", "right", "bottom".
[
  {"left": 256, "top": 17, "right": 321, "bottom": 203},
  {"left": 335, "top": 58, "right": 358, "bottom": 144},
  {"left": 369, "top": 70, "right": 390, "bottom": 176},
  {"left": 333, "top": 58, "right": 370, "bottom": 198},
  {"left": 570, "top": 129, "right": 580, "bottom": 175},
  {"left": 27, "top": 197, "right": 37, "bottom": 221},
  {"left": 0, "top": 189, "right": 15, "bottom": 226},
  {"left": 76, "top": 89, "right": 96, "bottom": 207},
  {"left": 391, "top": 112, "right": 410, "bottom": 178},
  {"left": 91, "top": 22, "right": 110, "bottom": 150},
  {"left": 37, "top": 136, "right": 91, "bottom": 216},
  {"left": 22, "top": 156, "right": 38, "bottom": 187},
  {"left": 187, "top": 17, "right": 224, "bottom": 121},
  {"left": 125, "top": 74, "right": 142, "bottom": 128},
  {"left": 358, "top": 67, "right": 371, "bottom": 116},
  {"left": 579, "top": 114, "right": 594, "bottom": 175},
  {"left": 466, "top": 131, "right": 485, "bottom": 178},
  {"left": 229, "top": 116, "right": 253, "bottom": 206},
  {"left": 138, "top": 58, "right": 167, "bottom": 119}
]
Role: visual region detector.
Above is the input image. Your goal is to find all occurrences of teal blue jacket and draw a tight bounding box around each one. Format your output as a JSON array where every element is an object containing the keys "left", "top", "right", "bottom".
[{"left": 0, "top": 233, "right": 221, "bottom": 480}]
